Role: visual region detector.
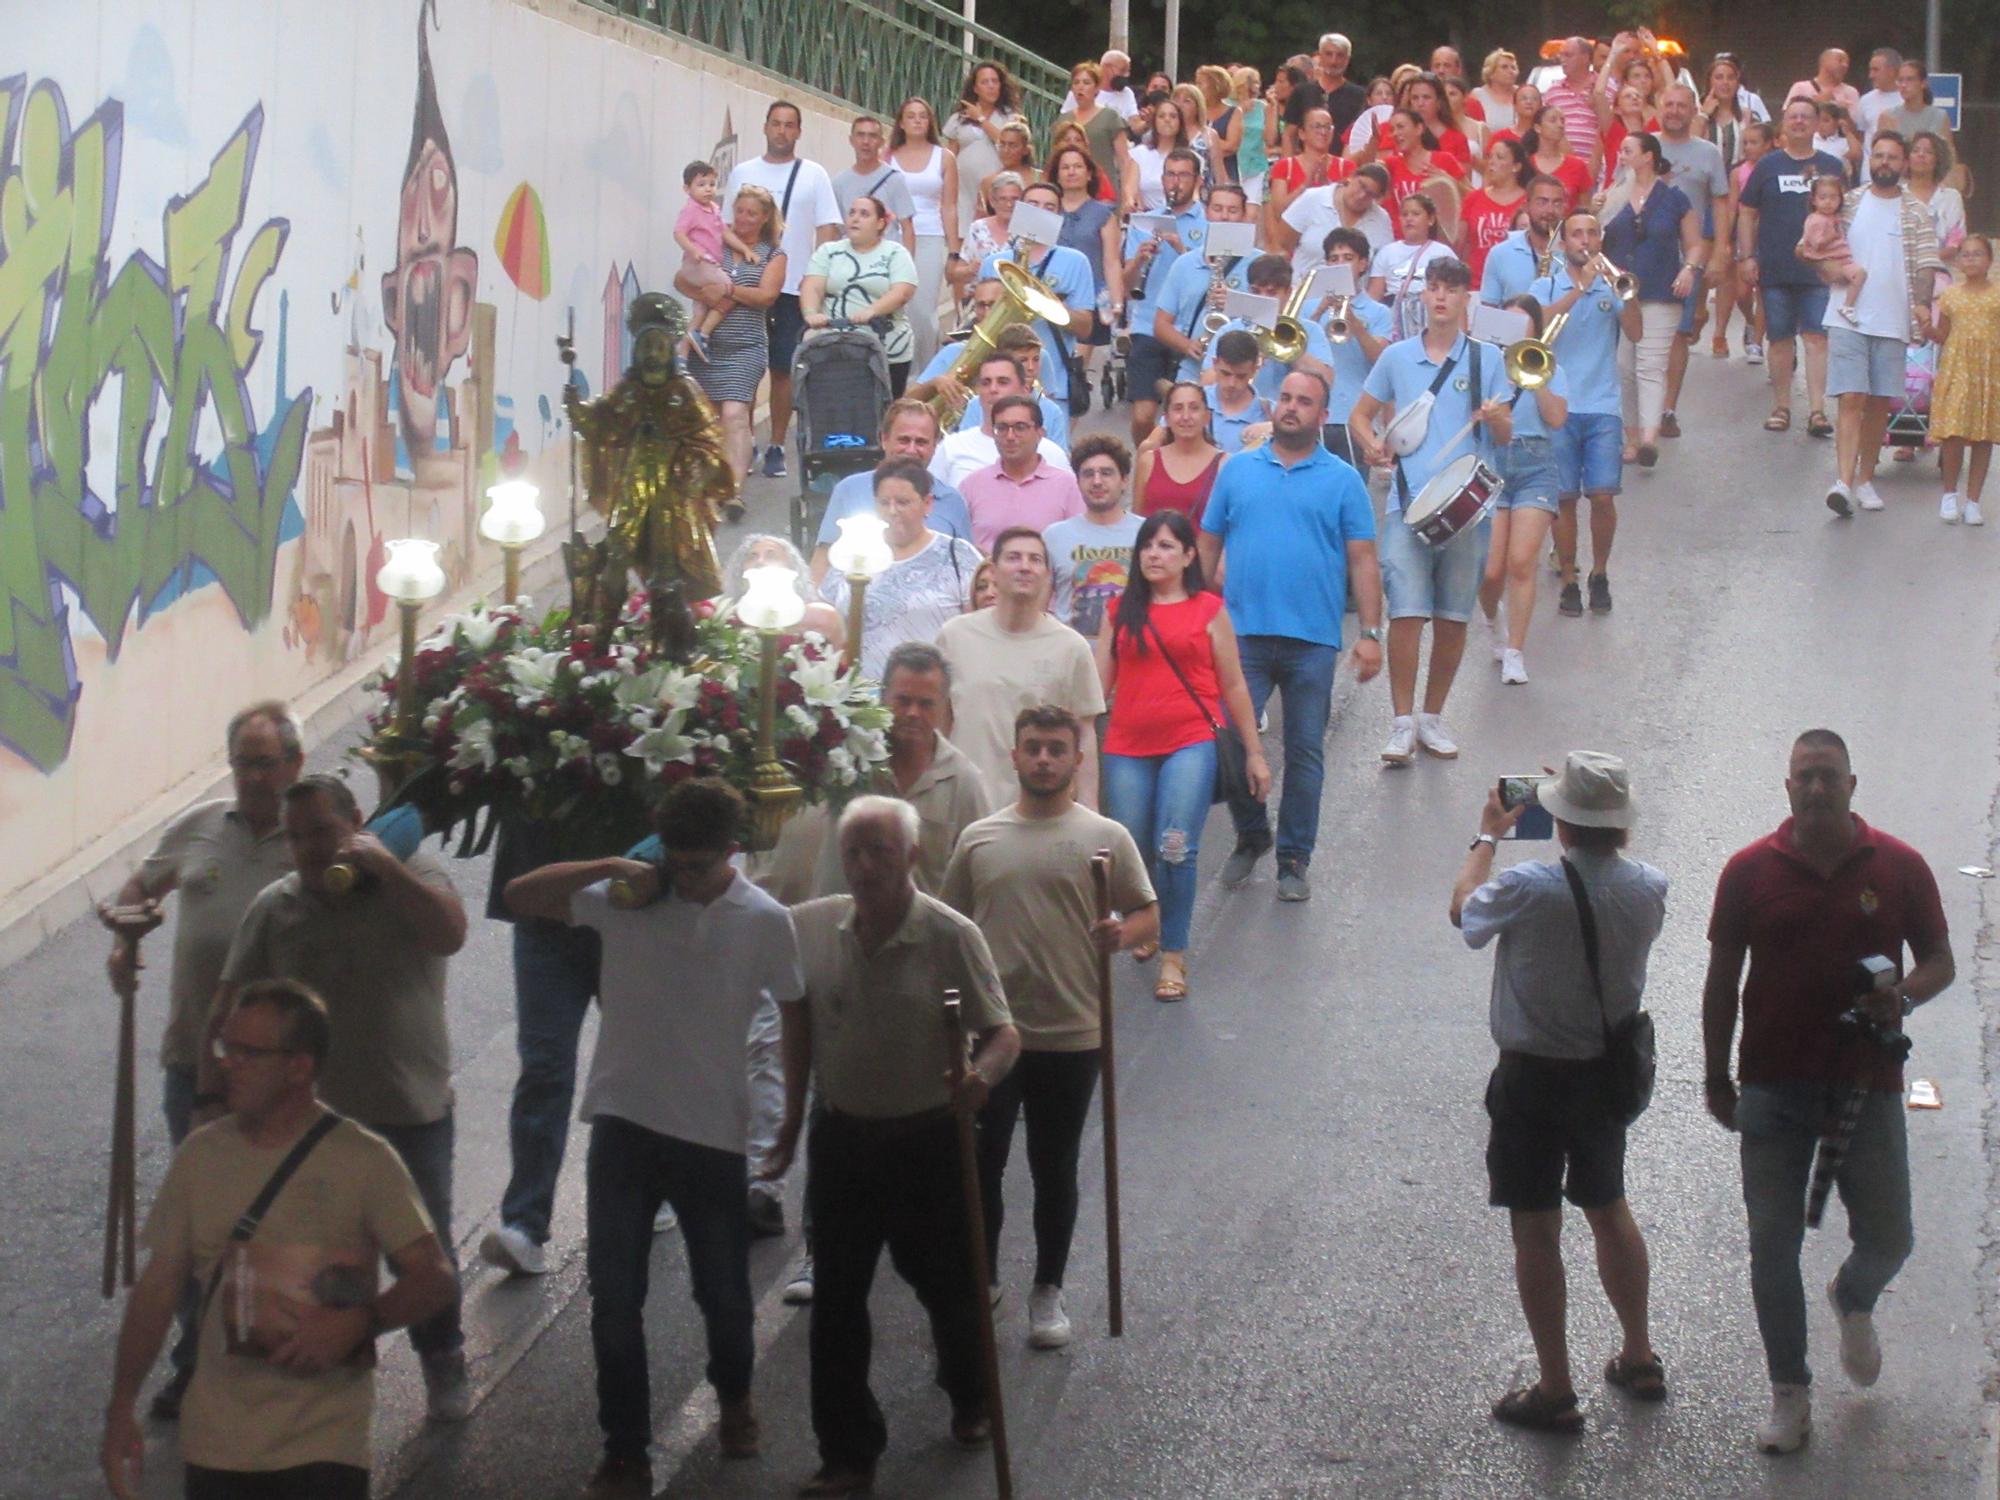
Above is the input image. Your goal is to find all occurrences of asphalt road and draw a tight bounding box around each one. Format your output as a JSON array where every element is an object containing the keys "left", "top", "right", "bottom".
[{"left": 4, "top": 344, "right": 1997, "bottom": 1500}]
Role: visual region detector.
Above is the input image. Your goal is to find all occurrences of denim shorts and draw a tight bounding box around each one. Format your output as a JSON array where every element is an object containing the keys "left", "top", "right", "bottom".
[
  {"left": 1762, "top": 282, "right": 1829, "bottom": 342},
  {"left": 1381, "top": 506, "right": 1490, "bottom": 622},
  {"left": 1676, "top": 269, "right": 1705, "bottom": 336},
  {"left": 1497, "top": 437, "right": 1561, "bottom": 513},
  {"left": 1826, "top": 327, "right": 1907, "bottom": 399},
  {"left": 1553, "top": 410, "right": 1623, "bottom": 497}
]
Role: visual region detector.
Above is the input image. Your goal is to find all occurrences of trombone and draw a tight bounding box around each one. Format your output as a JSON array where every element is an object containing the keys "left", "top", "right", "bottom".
[{"left": 1504, "top": 310, "right": 1570, "bottom": 391}]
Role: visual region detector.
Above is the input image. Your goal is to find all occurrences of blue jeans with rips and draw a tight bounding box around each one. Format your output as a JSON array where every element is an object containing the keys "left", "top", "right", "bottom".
[
  {"left": 1738, "top": 1082, "right": 1913, "bottom": 1386},
  {"left": 1103, "top": 739, "right": 1217, "bottom": 951},
  {"left": 1225, "top": 635, "right": 1338, "bottom": 868},
  {"left": 499, "top": 920, "right": 600, "bottom": 1245}
]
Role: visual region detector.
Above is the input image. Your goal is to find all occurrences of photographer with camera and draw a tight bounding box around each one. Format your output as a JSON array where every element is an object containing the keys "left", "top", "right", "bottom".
[
  {"left": 1702, "top": 729, "right": 1955, "bottom": 1455},
  {"left": 1450, "top": 752, "right": 1668, "bottom": 1433}
]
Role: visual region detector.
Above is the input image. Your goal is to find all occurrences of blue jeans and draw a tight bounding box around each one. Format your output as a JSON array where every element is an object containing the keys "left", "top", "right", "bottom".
[
  {"left": 1738, "top": 1083, "right": 1913, "bottom": 1386},
  {"left": 1103, "top": 740, "right": 1216, "bottom": 950},
  {"left": 162, "top": 1066, "right": 202, "bottom": 1377},
  {"left": 371, "top": 1113, "right": 465, "bottom": 1364},
  {"left": 1226, "top": 636, "right": 1338, "bottom": 868},
  {"left": 500, "top": 921, "right": 600, "bottom": 1244},
  {"left": 586, "top": 1115, "right": 754, "bottom": 1459}
]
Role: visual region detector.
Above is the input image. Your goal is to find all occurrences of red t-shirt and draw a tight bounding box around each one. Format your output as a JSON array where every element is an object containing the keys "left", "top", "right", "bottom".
[
  {"left": 1380, "top": 150, "right": 1468, "bottom": 206},
  {"left": 1370, "top": 120, "right": 1475, "bottom": 167},
  {"left": 1706, "top": 816, "right": 1949, "bottom": 1091},
  {"left": 1103, "top": 592, "right": 1225, "bottom": 758},
  {"left": 1533, "top": 153, "right": 1594, "bottom": 209},
  {"left": 1460, "top": 97, "right": 1487, "bottom": 122},
  {"left": 1268, "top": 152, "right": 1354, "bottom": 197},
  {"left": 1601, "top": 118, "right": 1662, "bottom": 186},
  {"left": 1459, "top": 189, "right": 1526, "bottom": 280}
]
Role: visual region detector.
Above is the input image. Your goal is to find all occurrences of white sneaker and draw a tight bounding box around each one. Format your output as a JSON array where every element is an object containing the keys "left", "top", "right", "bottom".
[
  {"left": 1826, "top": 481, "right": 1853, "bottom": 518},
  {"left": 1416, "top": 713, "right": 1459, "bottom": 759},
  {"left": 1855, "top": 481, "right": 1885, "bottom": 511},
  {"left": 1028, "top": 1284, "right": 1072, "bottom": 1349},
  {"left": 1967, "top": 501, "right": 1986, "bottom": 526},
  {"left": 653, "top": 1202, "right": 679, "bottom": 1235},
  {"left": 782, "top": 1253, "right": 814, "bottom": 1304},
  {"left": 1941, "top": 491, "right": 1962, "bottom": 523},
  {"left": 1755, "top": 1382, "right": 1811, "bottom": 1454},
  {"left": 1381, "top": 716, "right": 1417, "bottom": 765},
  {"left": 478, "top": 1224, "right": 548, "bottom": 1276},
  {"left": 1828, "top": 1279, "right": 1882, "bottom": 1386},
  {"left": 1745, "top": 340, "right": 1766, "bottom": 365},
  {"left": 1499, "top": 648, "right": 1529, "bottom": 685}
]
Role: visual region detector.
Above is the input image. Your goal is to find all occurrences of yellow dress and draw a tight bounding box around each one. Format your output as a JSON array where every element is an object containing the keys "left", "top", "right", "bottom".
[{"left": 1931, "top": 281, "right": 2000, "bottom": 443}]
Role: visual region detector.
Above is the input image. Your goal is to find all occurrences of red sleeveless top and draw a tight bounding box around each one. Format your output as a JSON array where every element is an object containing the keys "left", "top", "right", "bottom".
[
  {"left": 1140, "top": 447, "right": 1223, "bottom": 530},
  {"left": 1104, "top": 593, "right": 1226, "bottom": 758}
]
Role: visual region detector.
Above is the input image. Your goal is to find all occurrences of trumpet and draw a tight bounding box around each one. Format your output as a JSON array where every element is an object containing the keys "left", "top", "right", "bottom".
[
  {"left": 1504, "top": 310, "right": 1571, "bottom": 390},
  {"left": 1325, "top": 294, "right": 1353, "bottom": 344},
  {"left": 1259, "top": 278, "right": 1315, "bottom": 365},
  {"left": 1594, "top": 253, "right": 1637, "bottom": 303},
  {"left": 1198, "top": 257, "right": 1232, "bottom": 342}
]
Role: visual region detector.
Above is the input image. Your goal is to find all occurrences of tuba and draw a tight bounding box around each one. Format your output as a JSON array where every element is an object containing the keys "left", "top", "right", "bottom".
[
  {"left": 1504, "top": 309, "right": 1571, "bottom": 390},
  {"left": 925, "top": 257, "right": 1073, "bottom": 425},
  {"left": 1258, "top": 278, "right": 1315, "bottom": 365}
]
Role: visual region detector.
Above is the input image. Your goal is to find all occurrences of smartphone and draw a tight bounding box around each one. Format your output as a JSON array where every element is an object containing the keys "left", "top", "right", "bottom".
[{"left": 1497, "top": 776, "right": 1555, "bottom": 840}]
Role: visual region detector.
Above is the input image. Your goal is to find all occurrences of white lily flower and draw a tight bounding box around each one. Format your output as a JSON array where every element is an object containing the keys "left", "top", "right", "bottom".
[
  {"left": 625, "top": 713, "right": 697, "bottom": 774},
  {"left": 448, "top": 717, "right": 499, "bottom": 771}
]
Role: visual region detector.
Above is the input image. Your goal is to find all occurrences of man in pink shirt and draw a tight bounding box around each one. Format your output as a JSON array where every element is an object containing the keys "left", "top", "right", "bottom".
[
  {"left": 1541, "top": 37, "right": 1603, "bottom": 170},
  {"left": 958, "top": 395, "right": 1084, "bottom": 554},
  {"left": 1787, "top": 50, "right": 1861, "bottom": 114}
]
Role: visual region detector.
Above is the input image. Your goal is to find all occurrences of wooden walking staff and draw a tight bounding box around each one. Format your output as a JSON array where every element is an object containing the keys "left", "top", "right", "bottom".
[
  {"left": 941, "top": 990, "right": 1013, "bottom": 1500},
  {"left": 1091, "top": 848, "right": 1123, "bottom": 1337},
  {"left": 98, "top": 901, "right": 164, "bottom": 1297}
]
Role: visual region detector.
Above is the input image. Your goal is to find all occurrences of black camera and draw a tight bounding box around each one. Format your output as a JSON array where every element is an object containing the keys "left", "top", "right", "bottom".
[{"left": 1836, "top": 954, "right": 1912, "bottom": 1062}]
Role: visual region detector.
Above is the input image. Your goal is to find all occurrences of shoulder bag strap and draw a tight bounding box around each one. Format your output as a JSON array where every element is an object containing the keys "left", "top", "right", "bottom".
[
  {"left": 1144, "top": 619, "right": 1225, "bottom": 736},
  {"left": 1559, "top": 857, "right": 1611, "bottom": 1042},
  {"left": 1392, "top": 351, "right": 1460, "bottom": 506},
  {"left": 779, "top": 159, "right": 803, "bottom": 220},
  {"left": 199, "top": 1110, "right": 344, "bottom": 1322}
]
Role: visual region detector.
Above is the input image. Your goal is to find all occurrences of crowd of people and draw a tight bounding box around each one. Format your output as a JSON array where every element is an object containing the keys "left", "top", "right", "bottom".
[{"left": 92, "top": 22, "right": 1977, "bottom": 1500}]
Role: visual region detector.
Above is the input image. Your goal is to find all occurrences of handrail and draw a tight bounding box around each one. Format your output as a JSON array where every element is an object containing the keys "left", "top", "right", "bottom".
[{"left": 587, "top": 0, "right": 1069, "bottom": 138}]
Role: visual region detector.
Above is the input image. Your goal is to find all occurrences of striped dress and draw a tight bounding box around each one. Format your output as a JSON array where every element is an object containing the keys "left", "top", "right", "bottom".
[{"left": 694, "top": 243, "right": 777, "bottom": 405}]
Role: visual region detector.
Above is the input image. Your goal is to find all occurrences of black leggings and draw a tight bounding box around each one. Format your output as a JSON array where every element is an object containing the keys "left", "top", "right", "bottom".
[
  {"left": 889, "top": 360, "right": 910, "bottom": 398},
  {"left": 976, "top": 1048, "right": 1102, "bottom": 1287}
]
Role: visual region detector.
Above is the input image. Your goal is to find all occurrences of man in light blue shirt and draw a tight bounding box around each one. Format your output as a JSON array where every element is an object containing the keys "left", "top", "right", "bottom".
[
  {"left": 810, "top": 400, "right": 970, "bottom": 584},
  {"left": 977, "top": 182, "right": 1095, "bottom": 406},
  {"left": 1201, "top": 254, "right": 1336, "bottom": 403},
  {"left": 1479, "top": 176, "right": 1571, "bottom": 307},
  {"left": 1119, "top": 148, "right": 1207, "bottom": 443},
  {"left": 1531, "top": 212, "right": 1640, "bottom": 619},
  {"left": 1153, "top": 186, "right": 1255, "bottom": 384},
  {"left": 1203, "top": 332, "right": 1273, "bottom": 455},
  {"left": 1196, "top": 370, "right": 1383, "bottom": 903},
  {"left": 1350, "top": 257, "right": 1512, "bottom": 769},
  {"left": 1315, "top": 228, "right": 1395, "bottom": 466},
  {"left": 953, "top": 328, "right": 1070, "bottom": 447}
]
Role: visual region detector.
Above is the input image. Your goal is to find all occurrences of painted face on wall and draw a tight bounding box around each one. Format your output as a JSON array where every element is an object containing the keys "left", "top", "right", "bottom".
[{"left": 380, "top": 3, "right": 478, "bottom": 460}]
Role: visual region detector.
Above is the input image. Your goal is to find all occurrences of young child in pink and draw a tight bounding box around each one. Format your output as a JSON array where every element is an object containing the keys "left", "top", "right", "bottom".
[
  {"left": 1795, "top": 174, "right": 1866, "bottom": 326},
  {"left": 672, "top": 161, "right": 754, "bottom": 359}
]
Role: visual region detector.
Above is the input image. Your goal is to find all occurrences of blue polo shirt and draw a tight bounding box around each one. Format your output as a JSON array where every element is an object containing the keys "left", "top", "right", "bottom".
[
  {"left": 1157, "top": 251, "right": 1252, "bottom": 378},
  {"left": 815, "top": 471, "right": 973, "bottom": 549},
  {"left": 1123, "top": 204, "right": 1210, "bottom": 339},
  {"left": 1480, "top": 230, "right": 1553, "bottom": 307},
  {"left": 1320, "top": 294, "right": 1395, "bottom": 422},
  {"left": 1202, "top": 316, "right": 1336, "bottom": 402},
  {"left": 1205, "top": 385, "right": 1273, "bottom": 454},
  {"left": 1200, "top": 442, "right": 1376, "bottom": 648},
  {"left": 1363, "top": 332, "right": 1512, "bottom": 507},
  {"left": 979, "top": 244, "right": 1094, "bottom": 400},
  {"left": 958, "top": 393, "right": 1069, "bottom": 447},
  {"left": 1529, "top": 266, "right": 1623, "bottom": 416},
  {"left": 915, "top": 343, "right": 960, "bottom": 384},
  {"left": 1509, "top": 365, "right": 1570, "bottom": 441}
]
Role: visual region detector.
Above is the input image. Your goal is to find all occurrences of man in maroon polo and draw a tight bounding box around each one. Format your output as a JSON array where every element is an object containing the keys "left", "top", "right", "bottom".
[{"left": 1700, "top": 728, "right": 1954, "bottom": 1455}]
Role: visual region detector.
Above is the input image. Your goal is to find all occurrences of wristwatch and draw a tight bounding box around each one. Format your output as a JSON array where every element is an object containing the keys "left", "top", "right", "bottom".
[
  {"left": 1469, "top": 833, "right": 1498, "bottom": 852},
  {"left": 1358, "top": 626, "right": 1384, "bottom": 644},
  {"left": 1900, "top": 992, "right": 1918, "bottom": 1018}
]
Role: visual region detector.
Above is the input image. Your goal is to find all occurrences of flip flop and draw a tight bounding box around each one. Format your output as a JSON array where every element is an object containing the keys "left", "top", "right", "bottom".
[
  {"left": 1806, "top": 411, "right": 1833, "bottom": 438},
  {"left": 1605, "top": 1354, "right": 1668, "bottom": 1402},
  {"left": 1492, "top": 1385, "right": 1584, "bottom": 1433},
  {"left": 1763, "top": 409, "right": 1791, "bottom": 432}
]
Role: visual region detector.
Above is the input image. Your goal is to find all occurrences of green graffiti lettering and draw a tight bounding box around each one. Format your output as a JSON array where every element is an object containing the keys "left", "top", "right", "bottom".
[{"left": 0, "top": 78, "right": 309, "bottom": 771}]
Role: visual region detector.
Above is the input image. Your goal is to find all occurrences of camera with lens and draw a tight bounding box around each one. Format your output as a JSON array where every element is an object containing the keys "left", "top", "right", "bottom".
[{"left": 1836, "top": 954, "right": 1913, "bottom": 1062}]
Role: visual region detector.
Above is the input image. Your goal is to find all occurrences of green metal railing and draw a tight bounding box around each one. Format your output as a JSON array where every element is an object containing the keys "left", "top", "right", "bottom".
[{"left": 590, "top": 0, "right": 1068, "bottom": 137}]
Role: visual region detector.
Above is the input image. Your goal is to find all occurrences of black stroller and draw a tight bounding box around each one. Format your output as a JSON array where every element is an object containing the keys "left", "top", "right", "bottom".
[{"left": 789, "top": 327, "right": 892, "bottom": 551}]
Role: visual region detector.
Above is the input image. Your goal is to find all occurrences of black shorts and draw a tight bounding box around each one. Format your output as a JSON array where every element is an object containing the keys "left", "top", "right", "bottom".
[
  {"left": 767, "top": 292, "right": 807, "bottom": 374},
  {"left": 1484, "top": 1051, "right": 1627, "bottom": 1213},
  {"left": 1126, "top": 333, "right": 1176, "bottom": 403}
]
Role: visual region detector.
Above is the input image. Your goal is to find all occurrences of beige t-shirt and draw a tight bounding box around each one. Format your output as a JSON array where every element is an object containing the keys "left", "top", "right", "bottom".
[
  {"left": 812, "top": 731, "right": 993, "bottom": 898},
  {"left": 935, "top": 610, "right": 1107, "bottom": 813},
  {"left": 221, "top": 851, "right": 458, "bottom": 1126},
  {"left": 135, "top": 801, "right": 294, "bottom": 1070},
  {"left": 940, "top": 803, "right": 1154, "bottom": 1051},
  {"left": 791, "top": 893, "right": 1010, "bottom": 1118},
  {"left": 144, "top": 1114, "right": 434, "bottom": 1473}
]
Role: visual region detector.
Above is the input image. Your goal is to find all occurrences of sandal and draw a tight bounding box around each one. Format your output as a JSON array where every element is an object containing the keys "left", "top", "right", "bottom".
[
  {"left": 1763, "top": 408, "right": 1791, "bottom": 432},
  {"left": 1492, "top": 1384, "right": 1584, "bottom": 1433},
  {"left": 1604, "top": 1353, "right": 1668, "bottom": 1402},
  {"left": 1636, "top": 442, "right": 1659, "bottom": 469},
  {"left": 1806, "top": 411, "right": 1833, "bottom": 438},
  {"left": 1131, "top": 942, "right": 1158, "bottom": 964},
  {"left": 1153, "top": 953, "right": 1188, "bottom": 1003}
]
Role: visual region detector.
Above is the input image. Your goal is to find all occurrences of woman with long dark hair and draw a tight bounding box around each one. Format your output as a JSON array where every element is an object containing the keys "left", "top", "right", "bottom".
[
  {"left": 1096, "top": 510, "right": 1268, "bottom": 1000},
  {"left": 945, "top": 60, "right": 1023, "bottom": 228}
]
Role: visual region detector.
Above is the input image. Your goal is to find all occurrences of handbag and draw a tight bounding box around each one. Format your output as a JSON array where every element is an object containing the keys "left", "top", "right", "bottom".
[
  {"left": 1561, "top": 858, "right": 1656, "bottom": 1125},
  {"left": 1144, "top": 619, "right": 1250, "bottom": 806}
]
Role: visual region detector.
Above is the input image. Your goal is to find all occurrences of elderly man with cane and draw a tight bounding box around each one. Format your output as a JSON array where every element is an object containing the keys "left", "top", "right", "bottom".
[
  {"left": 781, "top": 797, "right": 1020, "bottom": 1498},
  {"left": 1450, "top": 752, "right": 1669, "bottom": 1433},
  {"left": 943, "top": 706, "right": 1156, "bottom": 1350}
]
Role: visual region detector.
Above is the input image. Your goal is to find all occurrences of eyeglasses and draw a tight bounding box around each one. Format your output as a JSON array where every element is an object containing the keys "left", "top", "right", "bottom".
[
  {"left": 212, "top": 1038, "right": 297, "bottom": 1062},
  {"left": 992, "top": 421, "right": 1039, "bottom": 435}
]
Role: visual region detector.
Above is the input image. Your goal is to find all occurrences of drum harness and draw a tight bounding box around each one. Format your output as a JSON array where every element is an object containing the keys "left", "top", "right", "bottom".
[{"left": 1393, "top": 336, "right": 1483, "bottom": 510}]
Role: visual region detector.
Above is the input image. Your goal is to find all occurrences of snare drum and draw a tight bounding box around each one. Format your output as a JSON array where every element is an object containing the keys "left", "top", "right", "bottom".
[{"left": 1404, "top": 455, "right": 1504, "bottom": 547}]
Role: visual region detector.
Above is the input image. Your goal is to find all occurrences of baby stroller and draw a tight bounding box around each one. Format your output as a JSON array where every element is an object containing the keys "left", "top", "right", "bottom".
[
  {"left": 1884, "top": 342, "right": 1935, "bottom": 455},
  {"left": 789, "top": 327, "right": 892, "bottom": 551}
]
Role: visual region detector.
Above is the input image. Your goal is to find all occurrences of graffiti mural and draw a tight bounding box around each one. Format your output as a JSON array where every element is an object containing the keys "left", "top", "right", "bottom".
[{"left": 0, "top": 75, "right": 310, "bottom": 771}]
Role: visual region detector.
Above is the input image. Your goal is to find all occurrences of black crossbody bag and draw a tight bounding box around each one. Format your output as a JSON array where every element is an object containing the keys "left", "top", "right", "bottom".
[
  {"left": 1144, "top": 620, "right": 1250, "bottom": 806},
  {"left": 1561, "top": 860, "right": 1656, "bottom": 1125},
  {"left": 198, "top": 1111, "right": 350, "bottom": 1342}
]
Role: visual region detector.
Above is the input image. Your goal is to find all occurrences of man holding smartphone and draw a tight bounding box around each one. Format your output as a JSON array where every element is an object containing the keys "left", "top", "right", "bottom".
[{"left": 1449, "top": 752, "right": 1669, "bottom": 1433}]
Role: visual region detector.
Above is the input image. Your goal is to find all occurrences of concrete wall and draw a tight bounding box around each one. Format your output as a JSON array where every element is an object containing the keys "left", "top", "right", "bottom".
[{"left": 1, "top": 0, "right": 850, "bottom": 926}]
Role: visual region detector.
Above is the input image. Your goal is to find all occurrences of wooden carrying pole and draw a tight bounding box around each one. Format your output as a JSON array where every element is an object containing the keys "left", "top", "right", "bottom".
[
  {"left": 942, "top": 990, "right": 1013, "bottom": 1500},
  {"left": 100, "top": 903, "right": 163, "bottom": 1297},
  {"left": 1091, "top": 850, "right": 1123, "bottom": 1336}
]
